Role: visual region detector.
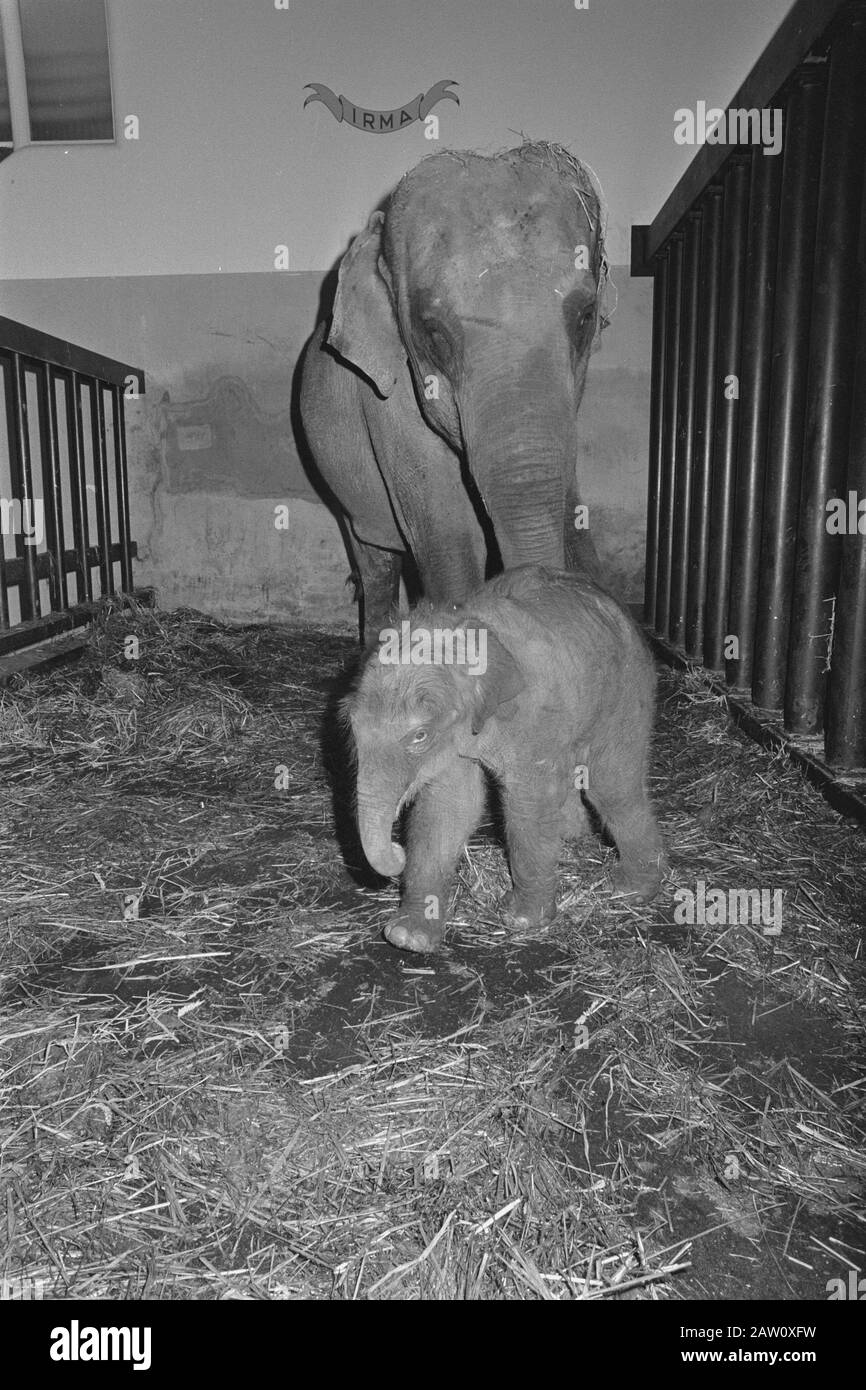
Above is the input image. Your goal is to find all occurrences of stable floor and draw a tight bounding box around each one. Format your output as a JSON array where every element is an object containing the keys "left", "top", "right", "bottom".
[{"left": 0, "top": 605, "right": 863, "bottom": 1299}]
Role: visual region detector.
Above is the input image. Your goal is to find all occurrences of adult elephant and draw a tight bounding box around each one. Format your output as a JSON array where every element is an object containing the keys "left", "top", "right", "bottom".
[{"left": 299, "top": 141, "right": 607, "bottom": 638}]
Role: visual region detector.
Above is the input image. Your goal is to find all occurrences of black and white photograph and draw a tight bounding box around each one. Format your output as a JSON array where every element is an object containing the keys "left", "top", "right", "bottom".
[{"left": 0, "top": 0, "right": 864, "bottom": 1333}]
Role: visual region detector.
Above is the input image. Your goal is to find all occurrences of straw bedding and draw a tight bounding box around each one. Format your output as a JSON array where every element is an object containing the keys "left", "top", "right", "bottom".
[{"left": 0, "top": 601, "right": 863, "bottom": 1299}]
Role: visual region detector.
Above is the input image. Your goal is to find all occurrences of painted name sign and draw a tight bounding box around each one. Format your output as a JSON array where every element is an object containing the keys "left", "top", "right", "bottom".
[{"left": 303, "top": 79, "right": 459, "bottom": 133}]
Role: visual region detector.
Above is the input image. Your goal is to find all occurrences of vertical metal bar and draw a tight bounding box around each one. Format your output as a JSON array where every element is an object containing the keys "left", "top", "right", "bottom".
[
  {"left": 0, "top": 539, "right": 7, "bottom": 628},
  {"left": 0, "top": 356, "right": 10, "bottom": 629},
  {"left": 825, "top": 390, "right": 866, "bottom": 767},
  {"left": 726, "top": 143, "right": 784, "bottom": 689},
  {"left": 752, "top": 65, "right": 827, "bottom": 709},
  {"left": 88, "top": 378, "right": 114, "bottom": 596},
  {"left": 668, "top": 210, "right": 702, "bottom": 647},
  {"left": 70, "top": 371, "right": 93, "bottom": 601},
  {"left": 644, "top": 251, "right": 669, "bottom": 627},
  {"left": 703, "top": 155, "right": 750, "bottom": 671},
  {"left": 112, "top": 385, "right": 134, "bottom": 592},
  {"left": 9, "top": 354, "right": 40, "bottom": 621},
  {"left": 0, "top": 0, "right": 31, "bottom": 146},
  {"left": 825, "top": 134, "right": 866, "bottom": 768},
  {"left": 685, "top": 185, "right": 724, "bottom": 660},
  {"left": 36, "top": 363, "right": 68, "bottom": 610},
  {"left": 785, "top": 5, "right": 866, "bottom": 735},
  {"left": 654, "top": 232, "right": 684, "bottom": 635}
]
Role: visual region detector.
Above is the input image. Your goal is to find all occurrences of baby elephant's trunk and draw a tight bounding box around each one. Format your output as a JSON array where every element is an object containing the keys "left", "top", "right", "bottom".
[{"left": 356, "top": 781, "right": 406, "bottom": 878}]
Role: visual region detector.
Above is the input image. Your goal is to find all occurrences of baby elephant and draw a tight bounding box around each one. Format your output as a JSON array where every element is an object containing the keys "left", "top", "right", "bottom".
[{"left": 345, "top": 565, "right": 664, "bottom": 953}]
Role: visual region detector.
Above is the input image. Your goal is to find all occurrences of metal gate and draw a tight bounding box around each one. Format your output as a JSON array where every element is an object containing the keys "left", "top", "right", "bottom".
[
  {"left": 632, "top": 0, "right": 866, "bottom": 807},
  {"left": 0, "top": 316, "right": 145, "bottom": 658}
]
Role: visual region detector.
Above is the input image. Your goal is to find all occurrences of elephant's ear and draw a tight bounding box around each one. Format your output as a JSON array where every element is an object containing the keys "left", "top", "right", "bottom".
[
  {"left": 466, "top": 627, "right": 526, "bottom": 736},
  {"left": 327, "top": 210, "right": 403, "bottom": 398}
]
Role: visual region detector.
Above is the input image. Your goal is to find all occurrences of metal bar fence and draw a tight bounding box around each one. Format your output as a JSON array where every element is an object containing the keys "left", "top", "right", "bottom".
[
  {"left": 0, "top": 317, "right": 144, "bottom": 657},
  {"left": 633, "top": 0, "right": 866, "bottom": 776}
]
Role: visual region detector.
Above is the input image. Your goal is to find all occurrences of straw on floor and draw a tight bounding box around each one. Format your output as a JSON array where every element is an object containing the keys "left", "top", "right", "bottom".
[{"left": 0, "top": 601, "right": 863, "bottom": 1299}]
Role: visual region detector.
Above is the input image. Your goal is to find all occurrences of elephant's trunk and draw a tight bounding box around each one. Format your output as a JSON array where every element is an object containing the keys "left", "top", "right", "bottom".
[
  {"left": 468, "top": 412, "right": 576, "bottom": 567},
  {"left": 355, "top": 773, "right": 407, "bottom": 877},
  {"left": 485, "top": 455, "right": 569, "bottom": 567},
  {"left": 459, "top": 344, "right": 590, "bottom": 570}
]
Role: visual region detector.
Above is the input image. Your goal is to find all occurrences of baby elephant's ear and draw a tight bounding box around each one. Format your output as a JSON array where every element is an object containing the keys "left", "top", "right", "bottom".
[{"left": 468, "top": 629, "right": 525, "bottom": 735}]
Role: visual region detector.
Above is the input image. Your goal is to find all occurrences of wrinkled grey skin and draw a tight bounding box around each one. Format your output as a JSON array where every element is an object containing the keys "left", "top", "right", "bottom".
[
  {"left": 299, "top": 143, "right": 605, "bottom": 639},
  {"left": 346, "top": 565, "right": 665, "bottom": 953}
]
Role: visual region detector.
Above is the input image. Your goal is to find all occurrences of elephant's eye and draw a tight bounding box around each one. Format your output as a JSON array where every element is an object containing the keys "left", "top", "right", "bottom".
[
  {"left": 563, "top": 290, "right": 598, "bottom": 341},
  {"left": 407, "top": 727, "right": 429, "bottom": 747},
  {"left": 423, "top": 320, "right": 451, "bottom": 354}
]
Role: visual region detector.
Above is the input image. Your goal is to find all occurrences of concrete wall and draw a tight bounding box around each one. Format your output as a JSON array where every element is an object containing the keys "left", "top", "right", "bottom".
[
  {"left": 0, "top": 267, "right": 652, "bottom": 627},
  {"left": 0, "top": 0, "right": 792, "bottom": 279}
]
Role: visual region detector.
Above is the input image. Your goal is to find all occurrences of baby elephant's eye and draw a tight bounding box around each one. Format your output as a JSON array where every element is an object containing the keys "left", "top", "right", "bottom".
[{"left": 409, "top": 728, "right": 429, "bottom": 745}]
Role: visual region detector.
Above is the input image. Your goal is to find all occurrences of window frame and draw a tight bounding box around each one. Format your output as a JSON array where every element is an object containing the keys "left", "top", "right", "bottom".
[{"left": 0, "top": 0, "right": 116, "bottom": 154}]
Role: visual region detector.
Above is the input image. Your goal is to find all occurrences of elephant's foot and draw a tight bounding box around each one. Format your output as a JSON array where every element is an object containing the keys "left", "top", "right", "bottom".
[
  {"left": 500, "top": 889, "right": 558, "bottom": 932},
  {"left": 384, "top": 911, "right": 445, "bottom": 954},
  {"left": 610, "top": 858, "right": 664, "bottom": 904}
]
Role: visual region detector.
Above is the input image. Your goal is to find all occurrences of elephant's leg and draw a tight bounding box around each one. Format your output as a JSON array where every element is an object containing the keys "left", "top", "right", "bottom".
[
  {"left": 351, "top": 538, "right": 401, "bottom": 643},
  {"left": 385, "top": 758, "right": 485, "bottom": 954},
  {"left": 561, "top": 786, "right": 590, "bottom": 843},
  {"left": 299, "top": 323, "right": 408, "bottom": 640},
  {"left": 364, "top": 379, "right": 486, "bottom": 606},
  {"left": 588, "top": 767, "right": 665, "bottom": 903},
  {"left": 412, "top": 524, "right": 485, "bottom": 606},
  {"left": 500, "top": 771, "right": 569, "bottom": 930}
]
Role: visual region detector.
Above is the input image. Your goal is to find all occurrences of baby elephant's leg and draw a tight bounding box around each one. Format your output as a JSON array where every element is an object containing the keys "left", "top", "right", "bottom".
[
  {"left": 386, "top": 757, "right": 485, "bottom": 954},
  {"left": 590, "top": 766, "right": 665, "bottom": 902},
  {"left": 500, "top": 772, "right": 568, "bottom": 930}
]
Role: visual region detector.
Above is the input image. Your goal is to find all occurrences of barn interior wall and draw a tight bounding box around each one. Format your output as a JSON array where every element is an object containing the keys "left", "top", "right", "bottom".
[
  {"left": 0, "top": 270, "right": 652, "bottom": 625},
  {"left": 0, "top": 0, "right": 791, "bottom": 625}
]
